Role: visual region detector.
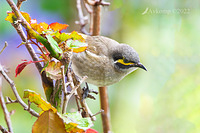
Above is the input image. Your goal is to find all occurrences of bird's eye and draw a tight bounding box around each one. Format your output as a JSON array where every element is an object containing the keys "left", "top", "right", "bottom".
[
  {"left": 113, "top": 53, "right": 135, "bottom": 69},
  {"left": 112, "top": 53, "right": 123, "bottom": 61},
  {"left": 123, "top": 58, "right": 129, "bottom": 63}
]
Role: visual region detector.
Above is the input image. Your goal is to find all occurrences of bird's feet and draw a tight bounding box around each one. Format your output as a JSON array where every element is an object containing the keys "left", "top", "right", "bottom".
[{"left": 82, "top": 82, "right": 98, "bottom": 101}]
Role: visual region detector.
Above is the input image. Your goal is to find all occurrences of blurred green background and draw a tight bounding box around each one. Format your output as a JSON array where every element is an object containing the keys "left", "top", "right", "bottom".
[{"left": 0, "top": 0, "right": 200, "bottom": 133}]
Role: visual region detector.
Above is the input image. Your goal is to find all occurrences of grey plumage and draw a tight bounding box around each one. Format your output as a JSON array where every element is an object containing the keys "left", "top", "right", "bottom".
[{"left": 71, "top": 35, "right": 145, "bottom": 87}]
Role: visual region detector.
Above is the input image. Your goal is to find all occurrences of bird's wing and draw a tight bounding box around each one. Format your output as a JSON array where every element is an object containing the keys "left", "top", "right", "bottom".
[{"left": 85, "top": 35, "right": 119, "bottom": 56}]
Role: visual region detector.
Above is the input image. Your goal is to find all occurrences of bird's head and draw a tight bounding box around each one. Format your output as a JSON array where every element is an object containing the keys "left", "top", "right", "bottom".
[{"left": 111, "top": 43, "right": 147, "bottom": 73}]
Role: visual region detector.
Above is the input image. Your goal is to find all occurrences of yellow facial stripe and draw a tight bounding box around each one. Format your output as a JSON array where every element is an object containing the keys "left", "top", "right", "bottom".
[{"left": 116, "top": 59, "right": 134, "bottom": 66}]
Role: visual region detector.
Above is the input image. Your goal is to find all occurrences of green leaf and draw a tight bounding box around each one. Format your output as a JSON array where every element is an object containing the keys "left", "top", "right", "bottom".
[
  {"left": 66, "top": 40, "right": 88, "bottom": 53},
  {"left": 46, "top": 34, "right": 62, "bottom": 54},
  {"left": 60, "top": 112, "right": 93, "bottom": 131}
]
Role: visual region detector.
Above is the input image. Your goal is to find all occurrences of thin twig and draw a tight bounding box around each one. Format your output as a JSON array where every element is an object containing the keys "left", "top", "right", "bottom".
[
  {"left": 0, "top": 42, "right": 8, "bottom": 55},
  {"left": 84, "top": 0, "right": 110, "bottom": 6},
  {"left": 0, "top": 125, "right": 9, "bottom": 133},
  {"left": 16, "top": 0, "right": 26, "bottom": 9},
  {"left": 61, "top": 65, "right": 67, "bottom": 114},
  {"left": 0, "top": 64, "right": 39, "bottom": 117},
  {"left": 83, "top": 2, "right": 92, "bottom": 14},
  {"left": 0, "top": 75, "right": 13, "bottom": 133},
  {"left": 91, "top": 109, "right": 104, "bottom": 117},
  {"left": 76, "top": 0, "right": 90, "bottom": 35},
  {"left": 83, "top": 2, "right": 93, "bottom": 33},
  {"left": 70, "top": 68, "right": 96, "bottom": 120},
  {"left": 6, "top": 97, "right": 18, "bottom": 104},
  {"left": 65, "top": 68, "right": 88, "bottom": 113},
  {"left": 25, "top": 100, "right": 31, "bottom": 112}
]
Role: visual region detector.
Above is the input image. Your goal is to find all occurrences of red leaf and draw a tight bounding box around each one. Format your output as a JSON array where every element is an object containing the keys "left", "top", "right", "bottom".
[
  {"left": 49, "top": 22, "right": 68, "bottom": 32},
  {"left": 86, "top": 128, "right": 98, "bottom": 133},
  {"left": 15, "top": 60, "right": 33, "bottom": 77},
  {"left": 15, "top": 60, "right": 41, "bottom": 77}
]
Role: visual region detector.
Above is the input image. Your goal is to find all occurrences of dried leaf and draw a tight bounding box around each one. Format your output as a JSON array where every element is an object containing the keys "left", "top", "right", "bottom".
[
  {"left": 32, "top": 110, "right": 65, "bottom": 133},
  {"left": 23, "top": 89, "right": 57, "bottom": 113},
  {"left": 49, "top": 22, "right": 68, "bottom": 32},
  {"left": 45, "top": 61, "right": 62, "bottom": 80}
]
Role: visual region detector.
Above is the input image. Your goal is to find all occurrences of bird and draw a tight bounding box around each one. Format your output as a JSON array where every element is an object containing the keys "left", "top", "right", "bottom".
[{"left": 71, "top": 35, "right": 147, "bottom": 87}]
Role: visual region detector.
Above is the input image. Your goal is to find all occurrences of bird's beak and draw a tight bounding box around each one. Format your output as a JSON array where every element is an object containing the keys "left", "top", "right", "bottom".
[{"left": 134, "top": 63, "right": 147, "bottom": 71}]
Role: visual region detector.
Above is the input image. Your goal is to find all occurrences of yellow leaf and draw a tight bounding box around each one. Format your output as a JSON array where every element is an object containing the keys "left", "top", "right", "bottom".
[
  {"left": 21, "top": 12, "right": 31, "bottom": 23},
  {"left": 69, "top": 31, "right": 85, "bottom": 42},
  {"left": 23, "top": 90, "right": 57, "bottom": 113},
  {"left": 5, "top": 12, "right": 31, "bottom": 23},
  {"left": 69, "top": 46, "right": 87, "bottom": 53},
  {"left": 31, "top": 22, "right": 49, "bottom": 34},
  {"left": 5, "top": 12, "right": 17, "bottom": 23}
]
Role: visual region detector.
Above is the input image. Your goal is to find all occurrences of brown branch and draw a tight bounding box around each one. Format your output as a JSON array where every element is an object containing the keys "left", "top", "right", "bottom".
[
  {"left": 0, "top": 64, "right": 39, "bottom": 117},
  {"left": 99, "top": 87, "right": 111, "bottom": 132},
  {"left": 91, "top": 1, "right": 111, "bottom": 132},
  {"left": 0, "top": 75, "right": 13, "bottom": 133},
  {"left": 92, "top": 2, "right": 101, "bottom": 36}
]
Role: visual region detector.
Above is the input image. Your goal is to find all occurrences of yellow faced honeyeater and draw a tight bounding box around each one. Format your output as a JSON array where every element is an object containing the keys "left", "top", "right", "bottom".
[{"left": 71, "top": 35, "right": 147, "bottom": 87}]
